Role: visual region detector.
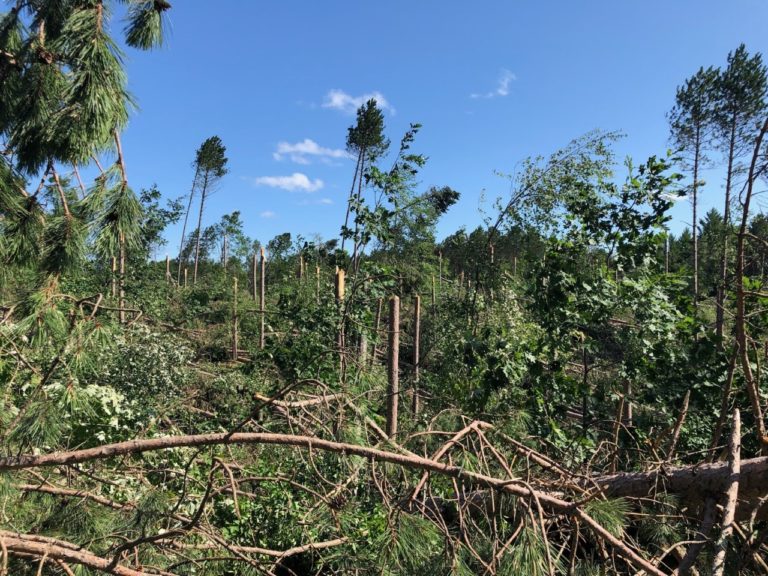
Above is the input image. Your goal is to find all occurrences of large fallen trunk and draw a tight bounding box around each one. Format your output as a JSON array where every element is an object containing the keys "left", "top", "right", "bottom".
[
  {"left": 595, "top": 456, "right": 768, "bottom": 501},
  {"left": 593, "top": 455, "right": 768, "bottom": 521}
]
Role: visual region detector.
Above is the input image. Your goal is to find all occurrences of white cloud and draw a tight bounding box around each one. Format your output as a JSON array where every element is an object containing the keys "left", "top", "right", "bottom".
[
  {"left": 260, "top": 210, "right": 276, "bottom": 218},
  {"left": 470, "top": 69, "right": 517, "bottom": 99},
  {"left": 273, "top": 139, "right": 351, "bottom": 165},
  {"left": 322, "top": 89, "right": 395, "bottom": 115},
  {"left": 248, "top": 173, "right": 324, "bottom": 193},
  {"left": 298, "top": 197, "right": 334, "bottom": 206}
]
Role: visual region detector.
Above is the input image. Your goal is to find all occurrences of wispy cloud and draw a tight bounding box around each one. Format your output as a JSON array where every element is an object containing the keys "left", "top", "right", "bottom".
[
  {"left": 470, "top": 69, "right": 517, "bottom": 99},
  {"left": 298, "top": 197, "right": 334, "bottom": 206},
  {"left": 260, "top": 210, "right": 276, "bottom": 218},
  {"left": 322, "top": 89, "right": 395, "bottom": 115},
  {"left": 273, "top": 139, "right": 351, "bottom": 165},
  {"left": 247, "top": 173, "right": 324, "bottom": 193}
]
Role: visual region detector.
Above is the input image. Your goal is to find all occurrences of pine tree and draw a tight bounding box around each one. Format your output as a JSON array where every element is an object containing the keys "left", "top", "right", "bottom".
[
  {"left": 340, "top": 99, "right": 390, "bottom": 263},
  {"left": 0, "top": 0, "right": 169, "bottom": 319},
  {"left": 712, "top": 45, "right": 767, "bottom": 341},
  {"left": 191, "top": 136, "right": 228, "bottom": 284},
  {"left": 668, "top": 66, "right": 718, "bottom": 302}
]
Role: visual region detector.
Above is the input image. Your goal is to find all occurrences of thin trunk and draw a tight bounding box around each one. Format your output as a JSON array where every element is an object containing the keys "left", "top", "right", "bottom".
[
  {"left": 386, "top": 296, "right": 400, "bottom": 438},
  {"left": 412, "top": 294, "right": 421, "bottom": 416},
  {"left": 335, "top": 268, "right": 346, "bottom": 375},
  {"left": 72, "top": 162, "right": 86, "bottom": 199},
  {"left": 351, "top": 150, "right": 367, "bottom": 274},
  {"left": 340, "top": 152, "right": 362, "bottom": 254},
  {"left": 177, "top": 165, "right": 199, "bottom": 284},
  {"left": 717, "top": 117, "right": 738, "bottom": 342},
  {"left": 582, "top": 345, "right": 589, "bottom": 436},
  {"left": 370, "top": 297, "right": 383, "bottom": 367},
  {"left": 50, "top": 165, "right": 71, "bottom": 219},
  {"left": 252, "top": 253, "right": 258, "bottom": 300},
  {"left": 259, "top": 248, "right": 266, "bottom": 350},
  {"left": 735, "top": 118, "right": 768, "bottom": 445},
  {"left": 431, "top": 275, "right": 436, "bottom": 308},
  {"left": 231, "top": 277, "right": 238, "bottom": 361},
  {"left": 692, "top": 125, "right": 700, "bottom": 303},
  {"left": 110, "top": 256, "right": 116, "bottom": 298},
  {"left": 113, "top": 132, "right": 129, "bottom": 324},
  {"left": 193, "top": 172, "right": 210, "bottom": 284},
  {"left": 222, "top": 233, "right": 228, "bottom": 270},
  {"left": 119, "top": 233, "right": 125, "bottom": 324}
]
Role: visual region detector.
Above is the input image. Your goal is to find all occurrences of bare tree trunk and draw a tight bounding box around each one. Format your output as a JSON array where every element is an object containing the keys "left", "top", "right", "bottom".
[
  {"left": 222, "top": 233, "right": 228, "bottom": 271},
  {"left": 177, "top": 165, "right": 199, "bottom": 284},
  {"left": 340, "top": 152, "right": 362, "bottom": 255},
  {"left": 113, "top": 132, "right": 129, "bottom": 324},
  {"left": 193, "top": 173, "right": 210, "bottom": 285},
  {"left": 412, "top": 294, "right": 421, "bottom": 416},
  {"left": 712, "top": 409, "right": 741, "bottom": 576},
  {"left": 351, "top": 151, "right": 367, "bottom": 274},
  {"left": 110, "top": 256, "right": 116, "bottom": 298},
  {"left": 431, "top": 275, "right": 436, "bottom": 308},
  {"left": 386, "top": 296, "right": 400, "bottom": 438},
  {"left": 119, "top": 233, "right": 125, "bottom": 325},
  {"left": 370, "top": 297, "right": 383, "bottom": 367},
  {"left": 335, "top": 268, "right": 346, "bottom": 376},
  {"left": 717, "top": 117, "right": 738, "bottom": 343},
  {"left": 231, "top": 276, "right": 238, "bottom": 361},
  {"left": 259, "top": 248, "right": 266, "bottom": 350},
  {"left": 252, "top": 253, "right": 257, "bottom": 300},
  {"left": 692, "top": 126, "right": 700, "bottom": 303},
  {"left": 735, "top": 118, "right": 768, "bottom": 445}
]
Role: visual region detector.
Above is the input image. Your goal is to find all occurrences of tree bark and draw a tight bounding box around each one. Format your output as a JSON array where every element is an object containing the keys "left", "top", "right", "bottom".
[
  {"left": 412, "top": 294, "right": 421, "bottom": 416},
  {"left": 177, "top": 165, "right": 199, "bottom": 285},
  {"left": 735, "top": 118, "right": 768, "bottom": 444},
  {"left": 192, "top": 173, "right": 210, "bottom": 285},
  {"left": 387, "top": 296, "right": 400, "bottom": 438},
  {"left": 712, "top": 409, "right": 740, "bottom": 576}
]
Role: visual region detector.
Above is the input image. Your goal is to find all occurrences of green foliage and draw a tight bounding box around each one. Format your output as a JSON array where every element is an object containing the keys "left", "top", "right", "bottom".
[
  {"left": 584, "top": 498, "right": 631, "bottom": 538},
  {"left": 97, "top": 324, "right": 192, "bottom": 400},
  {"left": 500, "top": 525, "right": 562, "bottom": 576}
]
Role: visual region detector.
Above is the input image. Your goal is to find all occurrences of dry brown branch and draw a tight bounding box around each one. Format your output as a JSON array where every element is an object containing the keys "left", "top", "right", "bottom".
[
  {"left": 0, "top": 531, "right": 164, "bottom": 576},
  {"left": 0, "top": 431, "right": 665, "bottom": 574},
  {"left": 179, "top": 536, "right": 348, "bottom": 558}
]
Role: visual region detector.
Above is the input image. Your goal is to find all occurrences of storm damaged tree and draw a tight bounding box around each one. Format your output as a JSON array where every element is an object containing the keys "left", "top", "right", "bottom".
[
  {"left": 191, "top": 136, "right": 228, "bottom": 283},
  {"left": 340, "top": 99, "right": 390, "bottom": 263},
  {"left": 712, "top": 45, "right": 767, "bottom": 341}
]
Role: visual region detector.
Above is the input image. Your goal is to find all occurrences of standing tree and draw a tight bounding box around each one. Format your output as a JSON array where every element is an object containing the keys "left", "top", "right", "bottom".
[
  {"left": 340, "top": 99, "right": 389, "bottom": 263},
  {"left": 191, "top": 136, "right": 228, "bottom": 283},
  {"left": 668, "top": 66, "right": 718, "bottom": 302},
  {"left": 712, "top": 45, "right": 767, "bottom": 341},
  {"left": 177, "top": 153, "right": 202, "bottom": 283}
]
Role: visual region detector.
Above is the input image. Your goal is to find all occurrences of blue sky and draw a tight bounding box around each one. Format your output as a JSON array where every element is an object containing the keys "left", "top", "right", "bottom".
[{"left": 113, "top": 0, "right": 768, "bottom": 255}]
